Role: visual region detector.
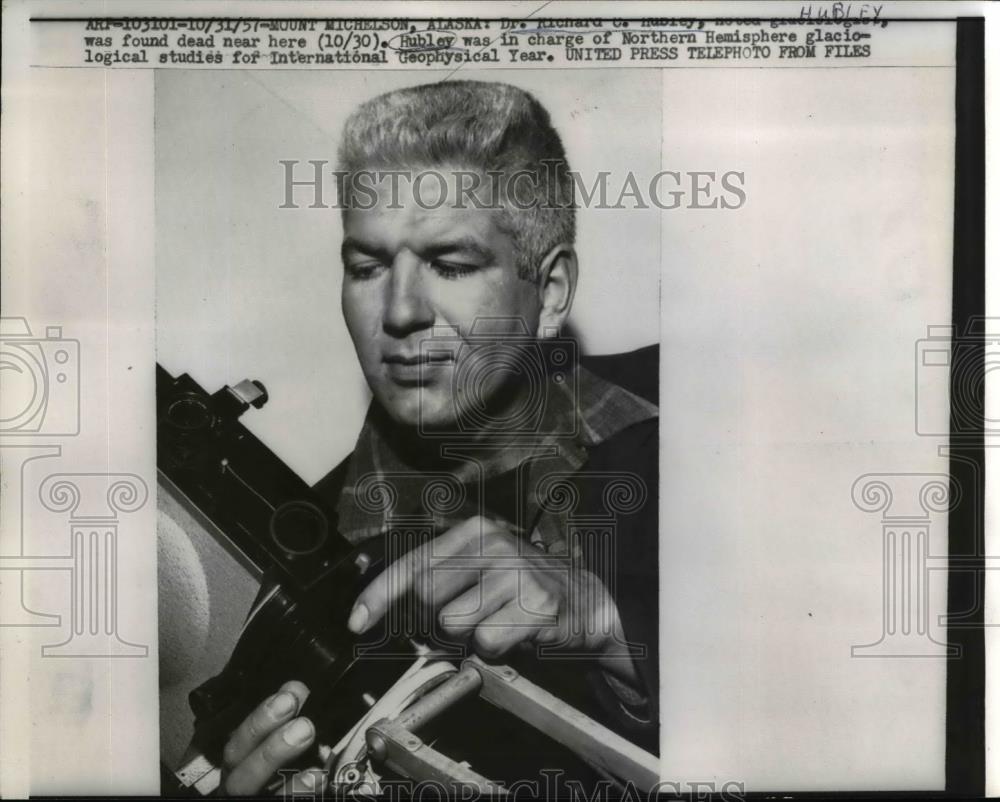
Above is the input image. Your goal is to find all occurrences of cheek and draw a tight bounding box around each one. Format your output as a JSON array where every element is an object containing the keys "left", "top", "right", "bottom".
[
  {"left": 341, "top": 286, "right": 382, "bottom": 341},
  {"left": 434, "top": 274, "right": 537, "bottom": 332}
]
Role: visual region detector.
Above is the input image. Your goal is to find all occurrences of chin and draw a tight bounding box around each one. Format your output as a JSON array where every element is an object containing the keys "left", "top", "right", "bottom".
[{"left": 377, "top": 388, "right": 456, "bottom": 431}]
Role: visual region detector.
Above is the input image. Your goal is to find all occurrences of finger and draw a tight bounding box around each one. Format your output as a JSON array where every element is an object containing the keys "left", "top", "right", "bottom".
[
  {"left": 471, "top": 601, "right": 544, "bottom": 660},
  {"left": 349, "top": 516, "right": 489, "bottom": 634},
  {"left": 223, "top": 681, "right": 309, "bottom": 770},
  {"left": 414, "top": 544, "right": 489, "bottom": 613},
  {"left": 436, "top": 569, "right": 516, "bottom": 639},
  {"left": 223, "top": 717, "right": 315, "bottom": 796}
]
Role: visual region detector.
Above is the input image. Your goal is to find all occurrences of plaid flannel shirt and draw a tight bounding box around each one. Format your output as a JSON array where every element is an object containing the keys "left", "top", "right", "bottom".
[{"left": 336, "top": 361, "right": 658, "bottom": 555}]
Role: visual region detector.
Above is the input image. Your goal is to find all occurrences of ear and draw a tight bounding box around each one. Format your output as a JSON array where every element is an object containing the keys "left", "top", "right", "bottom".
[{"left": 534, "top": 243, "right": 578, "bottom": 339}]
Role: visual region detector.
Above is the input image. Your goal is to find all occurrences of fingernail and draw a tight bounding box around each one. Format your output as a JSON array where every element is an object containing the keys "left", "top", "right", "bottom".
[
  {"left": 282, "top": 717, "right": 314, "bottom": 746},
  {"left": 266, "top": 692, "right": 296, "bottom": 717},
  {"left": 348, "top": 603, "right": 369, "bottom": 633}
]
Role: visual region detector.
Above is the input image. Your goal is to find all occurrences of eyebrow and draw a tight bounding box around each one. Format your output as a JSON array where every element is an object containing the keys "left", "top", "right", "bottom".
[
  {"left": 341, "top": 237, "right": 392, "bottom": 264},
  {"left": 341, "top": 236, "right": 496, "bottom": 265}
]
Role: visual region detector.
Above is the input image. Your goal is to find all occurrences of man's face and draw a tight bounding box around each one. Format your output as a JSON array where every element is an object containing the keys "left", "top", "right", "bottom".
[{"left": 341, "top": 179, "right": 540, "bottom": 429}]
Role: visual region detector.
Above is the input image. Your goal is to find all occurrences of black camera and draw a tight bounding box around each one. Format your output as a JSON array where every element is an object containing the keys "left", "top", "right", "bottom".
[
  {"left": 157, "top": 366, "right": 420, "bottom": 783},
  {"left": 157, "top": 366, "right": 644, "bottom": 796}
]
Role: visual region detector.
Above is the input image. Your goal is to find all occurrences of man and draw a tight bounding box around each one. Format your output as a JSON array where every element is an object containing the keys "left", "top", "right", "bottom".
[{"left": 219, "top": 80, "right": 659, "bottom": 795}]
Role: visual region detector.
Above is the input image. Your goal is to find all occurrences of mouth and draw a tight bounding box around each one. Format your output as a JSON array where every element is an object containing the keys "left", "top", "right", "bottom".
[
  {"left": 383, "top": 353, "right": 454, "bottom": 366},
  {"left": 383, "top": 353, "right": 454, "bottom": 384}
]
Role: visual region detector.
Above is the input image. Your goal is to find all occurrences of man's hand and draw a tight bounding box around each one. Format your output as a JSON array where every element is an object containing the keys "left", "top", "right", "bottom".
[
  {"left": 220, "top": 681, "right": 325, "bottom": 796},
  {"left": 348, "top": 516, "right": 638, "bottom": 685}
]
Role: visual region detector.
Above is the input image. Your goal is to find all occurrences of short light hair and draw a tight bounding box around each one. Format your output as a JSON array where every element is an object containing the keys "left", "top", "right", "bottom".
[{"left": 338, "top": 80, "right": 575, "bottom": 280}]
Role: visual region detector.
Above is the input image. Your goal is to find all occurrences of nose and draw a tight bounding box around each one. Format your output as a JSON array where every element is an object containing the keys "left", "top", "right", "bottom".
[{"left": 383, "top": 252, "right": 433, "bottom": 338}]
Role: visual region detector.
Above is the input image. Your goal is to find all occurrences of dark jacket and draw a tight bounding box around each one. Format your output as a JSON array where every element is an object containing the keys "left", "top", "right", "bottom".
[{"left": 313, "top": 345, "right": 660, "bottom": 753}]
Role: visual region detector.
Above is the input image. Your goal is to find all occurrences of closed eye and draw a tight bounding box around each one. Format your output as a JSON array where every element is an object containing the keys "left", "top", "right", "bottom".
[
  {"left": 345, "top": 261, "right": 385, "bottom": 281},
  {"left": 430, "top": 260, "right": 480, "bottom": 280}
]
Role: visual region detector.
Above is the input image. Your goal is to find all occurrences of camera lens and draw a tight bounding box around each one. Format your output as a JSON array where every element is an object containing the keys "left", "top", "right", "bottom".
[
  {"left": 166, "top": 393, "right": 214, "bottom": 432},
  {"left": 270, "top": 500, "right": 329, "bottom": 556}
]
